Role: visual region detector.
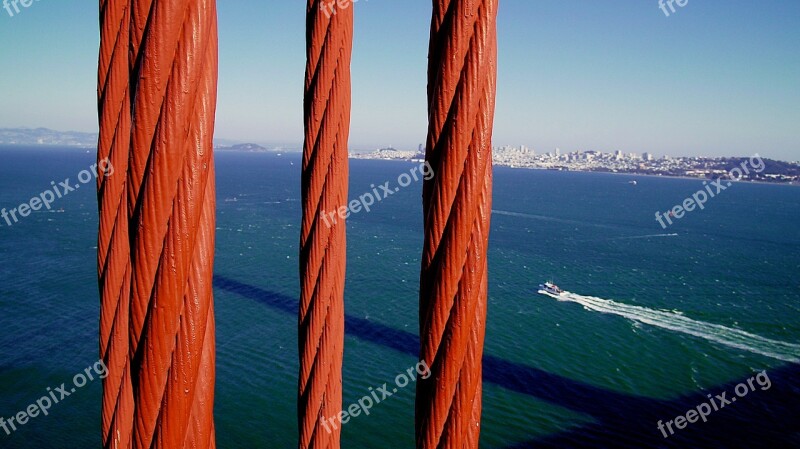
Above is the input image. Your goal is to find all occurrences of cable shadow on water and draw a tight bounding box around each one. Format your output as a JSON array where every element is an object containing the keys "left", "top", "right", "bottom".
[{"left": 213, "top": 275, "right": 800, "bottom": 449}]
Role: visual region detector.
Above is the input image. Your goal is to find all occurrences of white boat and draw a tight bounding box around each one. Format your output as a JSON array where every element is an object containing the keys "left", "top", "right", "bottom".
[{"left": 538, "top": 281, "right": 563, "bottom": 296}]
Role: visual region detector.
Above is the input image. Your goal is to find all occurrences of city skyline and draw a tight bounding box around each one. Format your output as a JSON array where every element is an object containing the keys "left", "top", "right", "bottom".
[
  {"left": 1, "top": 1, "right": 799, "bottom": 160},
  {"left": 354, "top": 143, "right": 800, "bottom": 183}
]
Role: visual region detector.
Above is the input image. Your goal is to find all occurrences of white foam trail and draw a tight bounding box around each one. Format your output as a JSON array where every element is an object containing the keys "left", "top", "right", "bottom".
[
  {"left": 493, "top": 210, "right": 580, "bottom": 224},
  {"left": 492, "top": 210, "right": 619, "bottom": 229},
  {"left": 605, "top": 233, "right": 678, "bottom": 240},
  {"left": 542, "top": 290, "right": 800, "bottom": 363}
]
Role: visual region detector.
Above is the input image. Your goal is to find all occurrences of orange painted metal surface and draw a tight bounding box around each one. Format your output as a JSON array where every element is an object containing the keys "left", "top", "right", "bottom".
[
  {"left": 416, "top": 0, "right": 499, "bottom": 448},
  {"left": 98, "top": 1, "right": 134, "bottom": 448},
  {"left": 98, "top": 0, "right": 219, "bottom": 447},
  {"left": 298, "top": 1, "right": 353, "bottom": 448}
]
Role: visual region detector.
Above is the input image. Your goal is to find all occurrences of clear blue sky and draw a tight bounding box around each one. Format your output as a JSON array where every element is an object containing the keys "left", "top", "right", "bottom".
[{"left": 0, "top": 1, "right": 798, "bottom": 160}]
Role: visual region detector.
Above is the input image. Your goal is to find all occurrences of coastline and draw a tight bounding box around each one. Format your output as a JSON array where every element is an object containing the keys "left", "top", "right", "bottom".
[
  {"left": 519, "top": 166, "right": 800, "bottom": 187},
  {"left": 349, "top": 155, "right": 799, "bottom": 187}
]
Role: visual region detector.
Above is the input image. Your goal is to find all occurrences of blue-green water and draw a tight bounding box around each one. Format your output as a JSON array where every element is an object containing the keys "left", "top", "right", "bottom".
[{"left": 1, "top": 146, "right": 799, "bottom": 448}]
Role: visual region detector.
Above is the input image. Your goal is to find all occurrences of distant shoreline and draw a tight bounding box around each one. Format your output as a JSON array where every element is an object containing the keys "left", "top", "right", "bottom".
[
  {"left": 541, "top": 166, "right": 800, "bottom": 187},
  {"left": 1, "top": 144, "right": 795, "bottom": 186},
  {"left": 350, "top": 155, "right": 799, "bottom": 187}
]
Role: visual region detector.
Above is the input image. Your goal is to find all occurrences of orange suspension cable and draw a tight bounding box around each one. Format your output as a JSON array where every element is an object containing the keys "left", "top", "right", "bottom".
[
  {"left": 98, "top": 1, "right": 134, "bottom": 447},
  {"left": 126, "top": 0, "right": 219, "bottom": 447},
  {"left": 416, "top": 0, "right": 498, "bottom": 448},
  {"left": 298, "top": 1, "right": 353, "bottom": 448}
]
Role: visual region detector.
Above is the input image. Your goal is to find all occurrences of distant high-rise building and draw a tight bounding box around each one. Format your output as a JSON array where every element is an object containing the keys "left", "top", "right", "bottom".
[{"left": 643, "top": 152, "right": 654, "bottom": 161}]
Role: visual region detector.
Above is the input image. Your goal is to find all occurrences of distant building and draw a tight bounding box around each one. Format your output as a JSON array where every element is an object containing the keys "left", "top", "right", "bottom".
[{"left": 643, "top": 152, "right": 654, "bottom": 161}]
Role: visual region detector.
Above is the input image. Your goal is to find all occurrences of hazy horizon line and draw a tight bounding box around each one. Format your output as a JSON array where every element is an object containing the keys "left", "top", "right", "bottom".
[{"left": 1, "top": 126, "right": 797, "bottom": 163}]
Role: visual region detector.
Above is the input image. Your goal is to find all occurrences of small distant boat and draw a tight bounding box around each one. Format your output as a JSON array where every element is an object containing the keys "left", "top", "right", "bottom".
[
  {"left": 538, "top": 281, "right": 563, "bottom": 296},
  {"left": 629, "top": 180, "right": 638, "bottom": 185}
]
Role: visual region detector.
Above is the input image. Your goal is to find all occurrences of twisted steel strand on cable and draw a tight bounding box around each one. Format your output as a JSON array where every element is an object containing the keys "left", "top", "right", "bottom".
[
  {"left": 98, "top": 1, "right": 134, "bottom": 448},
  {"left": 127, "top": 0, "right": 219, "bottom": 447},
  {"left": 299, "top": 1, "right": 353, "bottom": 448},
  {"left": 126, "top": 0, "right": 152, "bottom": 378},
  {"left": 417, "top": 0, "right": 498, "bottom": 448}
]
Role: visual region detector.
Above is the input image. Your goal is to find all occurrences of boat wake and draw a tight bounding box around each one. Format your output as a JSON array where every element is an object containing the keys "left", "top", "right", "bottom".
[
  {"left": 492, "top": 210, "right": 618, "bottom": 229},
  {"left": 605, "top": 233, "right": 678, "bottom": 240},
  {"left": 542, "top": 290, "right": 800, "bottom": 363}
]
